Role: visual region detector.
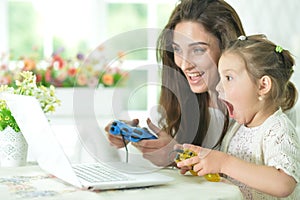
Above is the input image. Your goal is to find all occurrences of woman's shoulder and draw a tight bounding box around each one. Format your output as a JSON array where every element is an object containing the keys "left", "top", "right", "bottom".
[{"left": 208, "top": 107, "right": 225, "bottom": 118}]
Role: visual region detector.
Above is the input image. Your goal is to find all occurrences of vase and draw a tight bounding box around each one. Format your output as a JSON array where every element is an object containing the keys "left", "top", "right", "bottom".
[{"left": 0, "top": 126, "right": 28, "bottom": 167}]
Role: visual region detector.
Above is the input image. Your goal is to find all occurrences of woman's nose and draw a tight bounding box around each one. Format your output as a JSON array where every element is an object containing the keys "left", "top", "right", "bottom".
[{"left": 179, "top": 56, "right": 194, "bottom": 71}]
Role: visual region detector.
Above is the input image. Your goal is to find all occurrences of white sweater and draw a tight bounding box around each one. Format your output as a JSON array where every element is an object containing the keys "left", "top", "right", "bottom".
[{"left": 221, "top": 109, "right": 300, "bottom": 200}]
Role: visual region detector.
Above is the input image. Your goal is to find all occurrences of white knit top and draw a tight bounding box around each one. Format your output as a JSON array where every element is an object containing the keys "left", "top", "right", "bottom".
[
  {"left": 221, "top": 109, "right": 300, "bottom": 200},
  {"left": 202, "top": 107, "right": 225, "bottom": 149}
]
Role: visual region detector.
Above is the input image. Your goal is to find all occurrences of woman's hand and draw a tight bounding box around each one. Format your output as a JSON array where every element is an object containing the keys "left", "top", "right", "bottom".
[
  {"left": 131, "top": 118, "right": 178, "bottom": 167},
  {"left": 105, "top": 119, "right": 139, "bottom": 148}
]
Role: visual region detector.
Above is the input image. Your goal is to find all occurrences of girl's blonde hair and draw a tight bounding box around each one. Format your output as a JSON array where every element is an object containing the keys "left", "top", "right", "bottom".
[{"left": 225, "top": 34, "right": 298, "bottom": 111}]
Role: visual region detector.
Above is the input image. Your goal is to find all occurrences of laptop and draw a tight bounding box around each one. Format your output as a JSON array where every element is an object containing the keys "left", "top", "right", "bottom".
[{"left": 1, "top": 93, "right": 173, "bottom": 191}]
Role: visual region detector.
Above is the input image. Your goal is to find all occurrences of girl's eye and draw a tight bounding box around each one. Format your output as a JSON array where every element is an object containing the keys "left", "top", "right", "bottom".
[{"left": 226, "top": 76, "right": 233, "bottom": 81}]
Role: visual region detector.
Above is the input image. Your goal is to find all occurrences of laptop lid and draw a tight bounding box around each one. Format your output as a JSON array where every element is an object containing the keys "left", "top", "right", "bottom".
[
  {"left": 1, "top": 93, "right": 82, "bottom": 187},
  {"left": 1, "top": 93, "right": 173, "bottom": 190}
]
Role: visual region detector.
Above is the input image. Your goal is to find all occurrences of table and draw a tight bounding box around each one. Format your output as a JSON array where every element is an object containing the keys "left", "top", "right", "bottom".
[{"left": 0, "top": 164, "right": 243, "bottom": 200}]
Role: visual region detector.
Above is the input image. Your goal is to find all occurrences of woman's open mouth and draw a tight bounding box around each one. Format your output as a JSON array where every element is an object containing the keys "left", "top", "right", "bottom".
[{"left": 187, "top": 71, "right": 205, "bottom": 83}]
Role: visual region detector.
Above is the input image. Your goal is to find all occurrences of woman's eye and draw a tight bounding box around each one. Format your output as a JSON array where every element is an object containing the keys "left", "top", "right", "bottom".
[
  {"left": 193, "top": 47, "right": 205, "bottom": 55},
  {"left": 172, "top": 45, "right": 181, "bottom": 54}
]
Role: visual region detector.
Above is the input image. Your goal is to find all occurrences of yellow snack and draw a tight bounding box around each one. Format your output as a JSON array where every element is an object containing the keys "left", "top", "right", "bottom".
[{"left": 174, "top": 149, "right": 221, "bottom": 182}]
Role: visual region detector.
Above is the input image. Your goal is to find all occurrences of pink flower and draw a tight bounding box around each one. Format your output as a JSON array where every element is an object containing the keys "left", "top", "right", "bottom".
[
  {"left": 87, "top": 77, "right": 99, "bottom": 87},
  {"left": 77, "top": 74, "right": 88, "bottom": 86},
  {"left": 45, "top": 69, "right": 52, "bottom": 82},
  {"left": 0, "top": 77, "right": 10, "bottom": 85},
  {"left": 56, "top": 71, "right": 68, "bottom": 82}
]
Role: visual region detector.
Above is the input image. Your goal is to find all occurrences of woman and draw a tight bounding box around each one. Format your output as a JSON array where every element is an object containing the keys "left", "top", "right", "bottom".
[{"left": 106, "top": 0, "right": 245, "bottom": 166}]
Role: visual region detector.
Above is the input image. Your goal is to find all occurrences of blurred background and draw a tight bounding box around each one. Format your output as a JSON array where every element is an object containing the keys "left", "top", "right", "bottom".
[{"left": 0, "top": 0, "right": 299, "bottom": 125}]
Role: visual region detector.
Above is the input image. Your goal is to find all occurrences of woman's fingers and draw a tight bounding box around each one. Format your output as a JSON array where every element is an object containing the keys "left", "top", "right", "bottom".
[
  {"left": 173, "top": 143, "right": 183, "bottom": 150},
  {"left": 126, "top": 118, "right": 139, "bottom": 127},
  {"left": 104, "top": 120, "right": 113, "bottom": 132},
  {"left": 146, "top": 118, "right": 161, "bottom": 136},
  {"left": 105, "top": 119, "right": 139, "bottom": 133},
  {"left": 107, "top": 134, "right": 127, "bottom": 148}
]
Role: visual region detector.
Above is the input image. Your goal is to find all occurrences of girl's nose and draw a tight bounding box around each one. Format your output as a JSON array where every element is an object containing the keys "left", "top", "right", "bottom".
[{"left": 216, "top": 80, "right": 223, "bottom": 93}]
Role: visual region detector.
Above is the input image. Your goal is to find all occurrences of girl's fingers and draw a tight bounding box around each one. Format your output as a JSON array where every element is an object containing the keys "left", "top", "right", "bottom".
[
  {"left": 182, "top": 143, "right": 201, "bottom": 152},
  {"left": 182, "top": 143, "right": 211, "bottom": 159},
  {"left": 177, "top": 156, "right": 200, "bottom": 167}
]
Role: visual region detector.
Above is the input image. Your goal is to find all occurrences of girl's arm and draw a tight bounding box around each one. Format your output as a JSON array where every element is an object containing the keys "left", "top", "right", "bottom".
[
  {"left": 177, "top": 144, "right": 296, "bottom": 198},
  {"left": 221, "top": 153, "right": 296, "bottom": 197}
]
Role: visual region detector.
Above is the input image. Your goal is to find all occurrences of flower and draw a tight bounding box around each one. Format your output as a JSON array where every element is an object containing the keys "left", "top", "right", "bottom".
[
  {"left": 101, "top": 74, "right": 114, "bottom": 86},
  {"left": 0, "top": 71, "right": 61, "bottom": 132},
  {"left": 99, "top": 70, "right": 128, "bottom": 87},
  {"left": 0, "top": 47, "right": 128, "bottom": 88},
  {"left": 36, "top": 48, "right": 128, "bottom": 88}
]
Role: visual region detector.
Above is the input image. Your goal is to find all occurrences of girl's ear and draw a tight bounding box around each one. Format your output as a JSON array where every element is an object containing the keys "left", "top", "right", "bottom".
[{"left": 258, "top": 75, "right": 272, "bottom": 95}]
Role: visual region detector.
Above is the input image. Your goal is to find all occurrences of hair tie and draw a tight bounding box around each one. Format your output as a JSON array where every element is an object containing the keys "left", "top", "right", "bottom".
[
  {"left": 238, "top": 35, "right": 247, "bottom": 41},
  {"left": 275, "top": 45, "right": 283, "bottom": 53}
]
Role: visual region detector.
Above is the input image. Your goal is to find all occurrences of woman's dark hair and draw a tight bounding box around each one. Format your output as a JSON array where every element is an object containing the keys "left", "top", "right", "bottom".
[{"left": 156, "top": 0, "right": 245, "bottom": 147}]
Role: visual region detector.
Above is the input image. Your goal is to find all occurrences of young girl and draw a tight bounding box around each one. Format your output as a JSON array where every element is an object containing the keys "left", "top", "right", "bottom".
[{"left": 176, "top": 35, "right": 300, "bottom": 199}]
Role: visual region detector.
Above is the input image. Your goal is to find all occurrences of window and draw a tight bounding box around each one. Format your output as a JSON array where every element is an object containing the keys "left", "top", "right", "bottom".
[
  {"left": 3, "top": 0, "right": 299, "bottom": 122},
  {"left": 2, "top": 0, "right": 177, "bottom": 112},
  {"left": 3, "top": 0, "right": 176, "bottom": 58}
]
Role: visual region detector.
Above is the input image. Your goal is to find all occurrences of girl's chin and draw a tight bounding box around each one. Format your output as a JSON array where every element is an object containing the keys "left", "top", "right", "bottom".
[{"left": 235, "top": 117, "right": 247, "bottom": 125}]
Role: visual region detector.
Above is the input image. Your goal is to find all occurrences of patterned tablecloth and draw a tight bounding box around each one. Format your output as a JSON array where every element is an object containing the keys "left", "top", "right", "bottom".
[{"left": 0, "top": 164, "right": 243, "bottom": 200}]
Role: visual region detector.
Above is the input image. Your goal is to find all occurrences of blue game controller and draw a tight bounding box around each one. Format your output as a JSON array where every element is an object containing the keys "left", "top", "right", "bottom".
[{"left": 109, "top": 120, "right": 157, "bottom": 142}]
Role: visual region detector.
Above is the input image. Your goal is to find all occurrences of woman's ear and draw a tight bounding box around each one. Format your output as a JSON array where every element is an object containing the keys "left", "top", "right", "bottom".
[{"left": 258, "top": 75, "right": 272, "bottom": 95}]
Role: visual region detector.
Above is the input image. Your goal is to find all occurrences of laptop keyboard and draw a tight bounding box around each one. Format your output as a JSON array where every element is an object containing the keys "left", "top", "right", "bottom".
[{"left": 73, "top": 163, "right": 133, "bottom": 183}]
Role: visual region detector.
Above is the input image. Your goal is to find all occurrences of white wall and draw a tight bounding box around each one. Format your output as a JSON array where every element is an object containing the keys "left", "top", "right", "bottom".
[{"left": 227, "top": 0, "right": 300, "bottom": 128}]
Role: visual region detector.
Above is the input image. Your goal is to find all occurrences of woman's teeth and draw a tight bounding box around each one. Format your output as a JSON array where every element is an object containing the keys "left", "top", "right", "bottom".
[{"left": 188, "top": 72, "right": 204, "bottom": 79}]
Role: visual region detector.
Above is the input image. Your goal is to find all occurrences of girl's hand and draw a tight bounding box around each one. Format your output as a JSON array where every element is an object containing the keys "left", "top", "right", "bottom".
[
  {"left": 105, "top": 119, "right": 139, "bottom": 148},
  {"left": 176, "top": 143, "right": 227, "bottom": 176},
  {"left": 131, "top": 118, "right": 177, "bottom": 167}
]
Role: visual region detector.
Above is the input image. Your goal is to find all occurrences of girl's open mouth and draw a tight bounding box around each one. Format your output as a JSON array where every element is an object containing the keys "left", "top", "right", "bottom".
[{"left": 222, "top": 100, "right": 234, "bottom": 118}]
